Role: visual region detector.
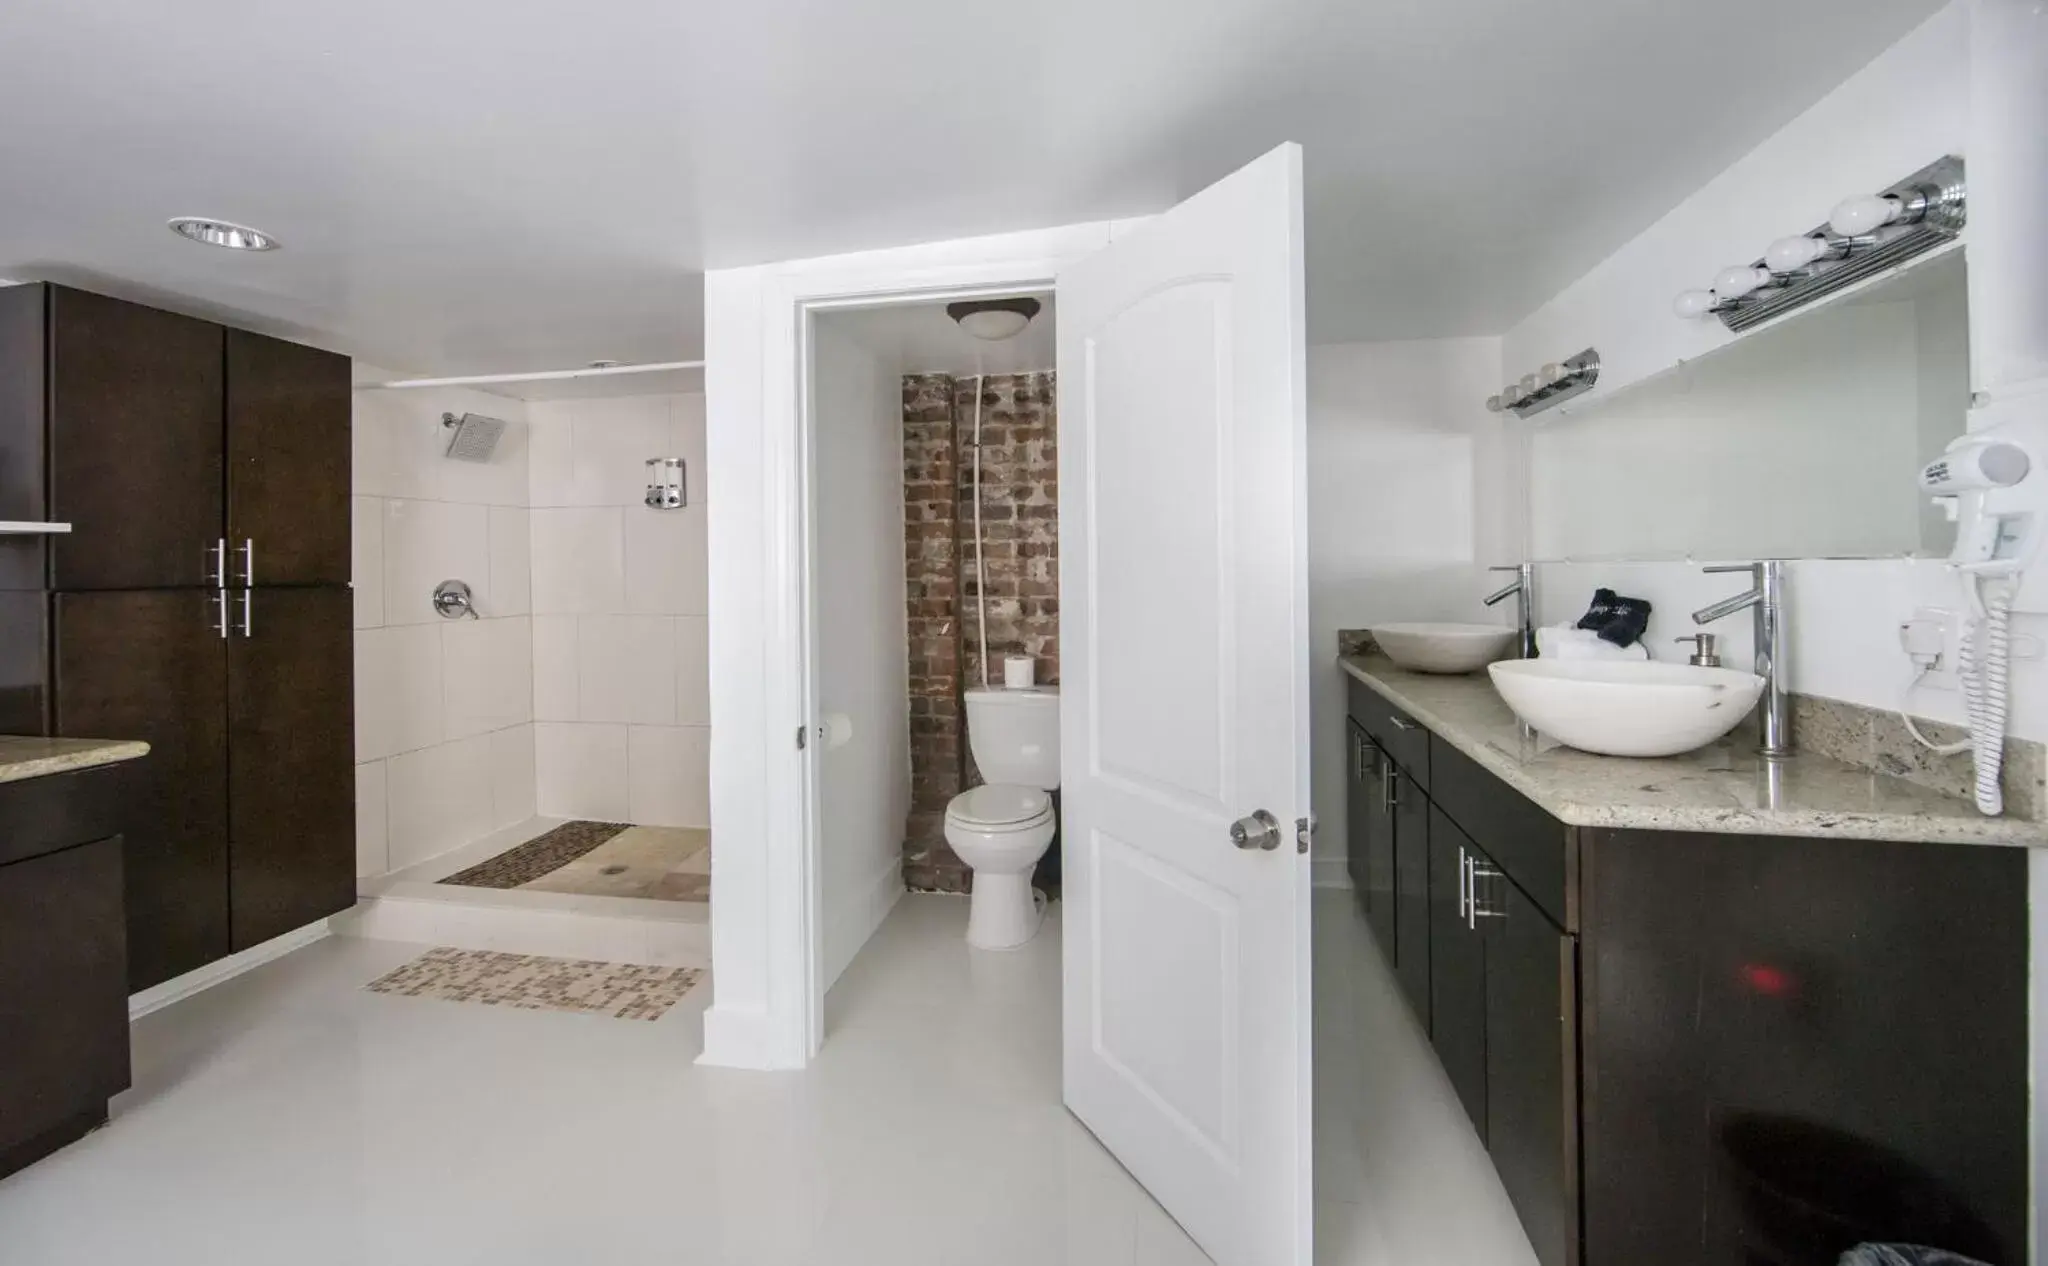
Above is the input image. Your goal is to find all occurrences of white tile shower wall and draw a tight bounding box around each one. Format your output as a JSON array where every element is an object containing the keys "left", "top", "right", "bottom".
[
  {"left": 352, "top": 377, "right": 537, "bottom": 878},
  {"left": 526, "top": 393, "right": 710, "bottom": 828}
]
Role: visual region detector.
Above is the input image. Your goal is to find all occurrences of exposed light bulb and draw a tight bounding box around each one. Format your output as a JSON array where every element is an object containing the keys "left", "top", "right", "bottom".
[
  {"left": 1540, "top": 362, "right": 1567, "bottom": 384},
  {"left": 1673, "top": 289, "right": 1718, "bottom": 319},
  {"left": 1501, "top": 383, "right": 1524, "bottom": 405},
  {"left": 1764, "top": 234, "right": 1831, "bottom": 273},
  {"left": 1712, "top": 266, "right": 1772, "bottom": 301},
  {"left": 1519, "top": 372, "right": 1540, "bottom": 393},
  {"left": 1828, "top": 193, "right": 1901, "bottom": 237},
  {"left": 1485, "top": 395, "right": 1504, "bottom": 413}
]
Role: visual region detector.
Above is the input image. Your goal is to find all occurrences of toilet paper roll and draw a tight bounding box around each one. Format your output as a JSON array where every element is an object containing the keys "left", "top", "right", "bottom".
[{"left": 1004, "top": 656, "right": 1036, "bottom": 689}]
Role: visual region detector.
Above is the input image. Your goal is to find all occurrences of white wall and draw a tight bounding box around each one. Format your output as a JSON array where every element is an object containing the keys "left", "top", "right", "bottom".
[
  {"left": 1501, "top": 4, "right": 1968, "bottom": 410},
  {"left": 811, "top": 319, "right": 910, "bottom": 986},
  {"left": 702, "top": 219, "right": 1131, "bottom": 1069},
  {"left": 351, "top": 381, "right": 537, "bottom": 878},
  {"left": 1306, "top": 338, "right": 1504, "bottom": 882},
  {"left": 527, "top": 393, "right": 711, "bottom": 827}
]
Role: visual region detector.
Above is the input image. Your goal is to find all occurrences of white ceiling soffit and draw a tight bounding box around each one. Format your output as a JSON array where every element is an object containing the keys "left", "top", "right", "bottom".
[
  {"left": 823, "top": 296, "right": 1057, "bottom": 379},
  {"left": 0, "top": 0, "right": 1944, "bottom": 373}
]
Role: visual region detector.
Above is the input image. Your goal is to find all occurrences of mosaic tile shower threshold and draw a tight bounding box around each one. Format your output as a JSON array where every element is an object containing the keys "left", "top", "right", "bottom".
[{"left": 439, "top": 821, "right": 711, "bottom": 903}]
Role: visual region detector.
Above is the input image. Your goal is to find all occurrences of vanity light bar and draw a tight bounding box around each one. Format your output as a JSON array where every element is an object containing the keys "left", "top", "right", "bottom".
[
  {"left": 1674, "top": 154, "right": 1966, "bottom": 333},
  {"left": 1486, "top": 348, "right": 1601, "bottom": 418}
]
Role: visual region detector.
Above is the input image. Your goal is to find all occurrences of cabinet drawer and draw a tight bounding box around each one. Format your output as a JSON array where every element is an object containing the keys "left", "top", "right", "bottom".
[
  {"left": 1347, "top": 676, "right": 1429, "bottom": 791},
  {"left": 0, "top": 764, "right": 133, "bottom": 868},
  {"left": 1429, "top": 735, "right": 1570, "bottom": 932}
]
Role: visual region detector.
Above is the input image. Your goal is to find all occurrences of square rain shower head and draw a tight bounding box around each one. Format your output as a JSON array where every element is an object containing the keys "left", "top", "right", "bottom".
[{"left": 442, "top": 412, "right": 508, "bottom": 462}]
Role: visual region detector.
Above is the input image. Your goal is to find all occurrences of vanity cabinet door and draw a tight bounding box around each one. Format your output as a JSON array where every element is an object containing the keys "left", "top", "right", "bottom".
[
  {"left": 53, "top": 589, "right": 230, "bottom": 990},
  {"left": 1390, "top": 764, "right": 1431, "bottom": 1029},
  {"left": 0, "top": 835, "right": 129, "bottom": 1170},
  {"left": 226, "top": 586, "right": 355, "bottom": 950},
  {"left": 1428, "top": 806, "right": 1487, "bottom": 1139},
  {"left": 46, "top": 287, "right": 224, "bottom": 591},
  {"left": 1480, "top": 867, "right": 1578, "bottom": 1266},
  {"left": 224, "top": 329, "right": 352, "bottom": 587},
  {"left": 1349, "top": 723, "right": 1397, "bottom": 967}
]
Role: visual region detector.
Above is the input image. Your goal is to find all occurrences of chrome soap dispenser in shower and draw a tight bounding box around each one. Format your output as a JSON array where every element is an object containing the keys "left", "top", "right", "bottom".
[{"left": 645, "top": 457, "right": 686, "bottom": 509}]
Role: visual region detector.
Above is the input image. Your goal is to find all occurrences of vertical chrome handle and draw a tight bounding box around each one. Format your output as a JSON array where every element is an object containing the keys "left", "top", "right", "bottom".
[
  {"left": 1383, "top": 763, "right": 1399, "bottom": 810},
  {"left": 238, "top": 538, "right": 255, "bottom": 586},
  {"left": 207, "top": 538, "right": 226, "bottom": 587},
  {"left": 1458, "top": 847, "right": 1470, "bottom": 924},
  {"left": 238, "top": 589, "right": 253, "bottom": 638},
  {"left": 1469, "top": 859, "right": 1507, "bottom": 923},
  {"left": 213, "top": 590, "right": 230, "bottom": 639}
]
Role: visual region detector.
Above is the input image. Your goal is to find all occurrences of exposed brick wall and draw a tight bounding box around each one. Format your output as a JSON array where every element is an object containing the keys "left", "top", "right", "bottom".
[{"left": 900, "top": 371, "right": 1058, "bottom": 893}]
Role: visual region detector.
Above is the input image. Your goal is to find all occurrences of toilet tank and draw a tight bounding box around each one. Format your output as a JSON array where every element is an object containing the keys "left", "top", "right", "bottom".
[{"left": 964, "top": 686, "right": 1060, "bottom": 789}]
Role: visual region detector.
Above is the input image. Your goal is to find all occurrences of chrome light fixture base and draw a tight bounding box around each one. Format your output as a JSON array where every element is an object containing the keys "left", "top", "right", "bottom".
[
  {"left": 1718, "top": 154, "right": 1965, "bottom": 333},
  {"left": 1488, "top": 348, "right": 1601, "bottom": 418},
  {"left": 167, "top": 217, "right": 280, "bottom": 251}
]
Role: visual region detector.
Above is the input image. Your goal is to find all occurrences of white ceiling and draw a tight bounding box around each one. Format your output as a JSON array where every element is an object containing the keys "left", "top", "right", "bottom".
[
  {"left": 823, "top": 295, "right": 1057, "bottom": 378},
  {"left": 0, "top": 0, "right": 1944, "bottom": 375}
]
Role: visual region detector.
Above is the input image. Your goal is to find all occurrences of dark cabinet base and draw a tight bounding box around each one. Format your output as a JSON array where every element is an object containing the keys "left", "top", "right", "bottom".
[
  {"left": 0, "top": 768, "right": 134, "bottom": 1182},
  {"left": 0, "top": 1107, "right": 109, "bottom": 1182}
]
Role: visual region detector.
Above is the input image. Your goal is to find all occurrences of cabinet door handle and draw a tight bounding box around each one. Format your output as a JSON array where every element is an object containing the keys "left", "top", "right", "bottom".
[
  {"left": 238, "top": 589, "right": 253, "bottom": 638},
  {"left": 238, "top": 538, "right": 255, "bottom": 587},
  {"left": 1383, "top": 763, "right": 1399, "bottom": 810},
  {"left": 1458, "top": 847, "right": 1470, "bottom": 924},
  {"left": 206, "top": 538, "right": 226, "bottom": 588},
  {"left": 1389, "top": 715, "right": 1418, "bottom": 731},
  {"left": 1470, "top": 859, "right": 1507, "bottom": 923},
  {"left": 213, "top": 590, "right": 230, "bottom": 640}
]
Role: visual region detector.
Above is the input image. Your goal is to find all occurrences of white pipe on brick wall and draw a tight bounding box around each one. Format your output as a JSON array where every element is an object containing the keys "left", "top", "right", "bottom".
[{"left": 971, "top": 373, "right": 990, "bottom": 690}]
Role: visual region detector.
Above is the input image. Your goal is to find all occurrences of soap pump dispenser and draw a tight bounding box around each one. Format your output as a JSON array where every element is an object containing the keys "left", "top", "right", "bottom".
[{"left": 1673, "top": 632, "right": 1721, "bottom": 668}]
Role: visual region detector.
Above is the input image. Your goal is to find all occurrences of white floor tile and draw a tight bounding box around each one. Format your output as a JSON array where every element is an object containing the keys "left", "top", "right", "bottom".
[{"left": 0, "top": 896, "right": 1210, "bottom": 1266}]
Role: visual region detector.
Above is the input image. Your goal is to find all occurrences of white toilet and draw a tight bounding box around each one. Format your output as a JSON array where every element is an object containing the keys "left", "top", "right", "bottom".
[{"left": 946, "top": 685, "right": 1060, "bottom": 950}]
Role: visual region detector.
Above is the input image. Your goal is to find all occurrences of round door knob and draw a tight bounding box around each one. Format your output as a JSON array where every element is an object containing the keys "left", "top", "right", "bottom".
[{"left": 1230, "top": 810, "right": 1282, "bottom": 851}]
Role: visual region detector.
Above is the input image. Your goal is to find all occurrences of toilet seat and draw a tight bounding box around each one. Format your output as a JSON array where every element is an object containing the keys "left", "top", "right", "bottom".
[{"left": 945, "top": 784, "right": 1053, "bottom": 832}]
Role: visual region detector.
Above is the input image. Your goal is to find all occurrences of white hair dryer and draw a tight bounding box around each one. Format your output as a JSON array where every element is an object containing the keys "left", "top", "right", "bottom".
[{"left": 1918, "top": 417, "right": 2044, "bottom": 815}]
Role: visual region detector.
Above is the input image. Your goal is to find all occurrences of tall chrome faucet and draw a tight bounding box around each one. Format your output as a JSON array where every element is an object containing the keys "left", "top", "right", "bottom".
[
  {"left": 1483, "top": 563, "right": 1538, "bottom": 660},
  {"left": 1691, "top": 561, "right": 1791, "bottom": 758}
]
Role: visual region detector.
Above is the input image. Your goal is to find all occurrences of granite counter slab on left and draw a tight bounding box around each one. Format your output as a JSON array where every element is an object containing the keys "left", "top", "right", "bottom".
[{"left": 0, "top": 736, "right": 150, "bottom": 784}]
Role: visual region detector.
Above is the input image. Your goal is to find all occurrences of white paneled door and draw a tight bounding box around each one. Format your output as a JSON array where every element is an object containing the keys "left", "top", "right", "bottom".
[{"left": 1056, "top": 143, "right": 1311, "bottom": 1266}]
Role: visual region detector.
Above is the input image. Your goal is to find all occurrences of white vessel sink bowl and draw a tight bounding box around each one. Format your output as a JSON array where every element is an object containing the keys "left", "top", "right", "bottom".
[
  {"left": 1370, "top": 623, "right": 1519, "bottom": 674},
  {"left": 1488, "top": 660, "right": 1765, "bottom": 758}
]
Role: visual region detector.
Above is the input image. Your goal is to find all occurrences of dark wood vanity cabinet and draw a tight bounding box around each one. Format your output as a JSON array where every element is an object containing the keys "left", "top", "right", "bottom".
[
  {"left": 0, "top": 763, "right": 137, "bottom": 1180},
  {"left": 1344, "top": 673, "right": 2029, "bottom": 1266},
  {"left": 0, "top": 283, "right": 356, "bottom": 993}
]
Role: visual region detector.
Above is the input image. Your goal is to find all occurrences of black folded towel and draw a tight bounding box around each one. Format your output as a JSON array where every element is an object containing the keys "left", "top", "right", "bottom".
[{"left": 1575, "top": 587, "right": 1652, "bottom": 648}]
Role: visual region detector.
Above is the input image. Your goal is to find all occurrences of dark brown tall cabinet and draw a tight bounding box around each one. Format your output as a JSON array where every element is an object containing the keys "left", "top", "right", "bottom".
[{"left": 0, "top": 283, "right": 355, "bottom": 991}]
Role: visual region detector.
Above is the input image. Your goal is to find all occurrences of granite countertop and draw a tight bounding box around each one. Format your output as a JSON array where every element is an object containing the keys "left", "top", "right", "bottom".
[
  {"left": 1340, "top": 655, "right": 2048, "bottom": 847},
  {"left": 0, "top": 736, "right": 150, "bottom": 785}
]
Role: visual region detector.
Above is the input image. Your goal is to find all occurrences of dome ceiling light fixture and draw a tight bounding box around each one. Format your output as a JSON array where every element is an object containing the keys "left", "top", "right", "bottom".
[
  {"left": 167, "top": 217, "right": 280, "bottom": 251},
  {"left": 947, "top": 296, "right": 1042, "bottom": 342}
]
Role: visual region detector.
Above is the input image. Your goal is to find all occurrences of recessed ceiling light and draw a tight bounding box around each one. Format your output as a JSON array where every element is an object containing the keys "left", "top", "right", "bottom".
[{"left": 167, "top": 217, "right": 279, "bottom": 251}]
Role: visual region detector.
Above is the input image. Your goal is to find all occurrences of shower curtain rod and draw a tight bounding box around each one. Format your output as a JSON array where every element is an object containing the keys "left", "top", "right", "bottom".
[{"left": 369, "top": 360, "right": 705, "bottom": 390}]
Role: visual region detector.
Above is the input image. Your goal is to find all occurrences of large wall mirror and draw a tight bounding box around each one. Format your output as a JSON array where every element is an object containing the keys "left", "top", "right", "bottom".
[{"left": 1526, "top": 250, "right": 1969, "bottom": 561}]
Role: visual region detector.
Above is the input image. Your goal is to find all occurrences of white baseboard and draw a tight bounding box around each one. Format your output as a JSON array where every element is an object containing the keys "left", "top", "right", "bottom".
[
  {"left": 128, "top": 920, "right": 331, "bottom": 1020},
  {"left": 697, "top": 1003, "right": 809, "bottom": 1071},
  {"left": 1312, "top": 858, "right": 1354, "bottom": 890},
  {"left": 822, "top": 856, "right": 906, "bottom": 990}
]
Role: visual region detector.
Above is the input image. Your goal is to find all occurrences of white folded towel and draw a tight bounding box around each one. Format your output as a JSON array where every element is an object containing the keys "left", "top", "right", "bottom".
[{"left": 1536, "top": 624, "right": 1650, "bottom": 661}]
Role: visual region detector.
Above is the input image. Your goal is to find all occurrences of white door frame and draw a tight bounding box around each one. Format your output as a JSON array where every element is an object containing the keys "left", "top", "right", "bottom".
[{"left": 699, "top": 218, "right": 1145, "bottom": 1070}]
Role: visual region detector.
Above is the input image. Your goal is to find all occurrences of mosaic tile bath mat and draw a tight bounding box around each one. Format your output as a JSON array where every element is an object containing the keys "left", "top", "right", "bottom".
[
  {"left": 365, "top": 947, "right": 702, "bottom": 1021},
  {"left": 439, "top": 820, "right": 630, "bottom": 889}
]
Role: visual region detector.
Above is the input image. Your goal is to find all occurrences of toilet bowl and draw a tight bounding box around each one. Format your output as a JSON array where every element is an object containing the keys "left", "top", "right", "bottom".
[
  {"left": 944, "top": 784, "right": 1056, "bottom": 950},
  {"left": 950, "top": 685, "right": 1061, "bottom": 950}
]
